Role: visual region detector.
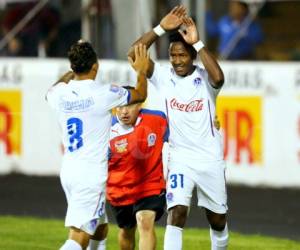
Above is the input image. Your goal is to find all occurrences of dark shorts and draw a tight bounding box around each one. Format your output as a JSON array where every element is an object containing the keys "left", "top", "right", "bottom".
[{"left": 110, "top": 190, "right": 166, "bottom": 229}]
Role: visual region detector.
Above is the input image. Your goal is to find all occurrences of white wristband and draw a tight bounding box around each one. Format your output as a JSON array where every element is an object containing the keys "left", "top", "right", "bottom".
[
  {"left": 153, "top": 25, "right": 166, "bottom": 37},
  {"left": 193, "top": 40, "right": 205, "bottom": 52}
]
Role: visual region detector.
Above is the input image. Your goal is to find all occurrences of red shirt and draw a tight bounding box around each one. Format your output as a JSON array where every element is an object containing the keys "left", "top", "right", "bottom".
[{"left": 107, "top": 109, "right": 168, "bottom": 206}]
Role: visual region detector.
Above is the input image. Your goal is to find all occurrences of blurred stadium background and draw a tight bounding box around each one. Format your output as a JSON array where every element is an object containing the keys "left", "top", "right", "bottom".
[{"left": 0, "top": 0, "right": 299, "bottom": 246}]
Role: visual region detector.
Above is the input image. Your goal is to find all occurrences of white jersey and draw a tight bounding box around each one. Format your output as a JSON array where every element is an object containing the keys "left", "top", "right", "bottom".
[
  {"left": 149, "top": 63, "right": 224, "bottom": 164},
  {"left": 46, "top": 79, "right": 129, "bottom": 167}
]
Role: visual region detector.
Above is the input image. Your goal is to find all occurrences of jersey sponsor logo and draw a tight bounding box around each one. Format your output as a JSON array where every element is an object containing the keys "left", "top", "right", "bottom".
[
  {"left": 115, "top": 138, "right": 128, "bottom": 153},
  {"left": 147, "top": 133, "right": 157, "bottom": 147},
  {"left": 170, "top": 98, "right": 203, "bottom": 112},
  {"left": 193, "top": 77, "right": 202, "bottom": 86}
]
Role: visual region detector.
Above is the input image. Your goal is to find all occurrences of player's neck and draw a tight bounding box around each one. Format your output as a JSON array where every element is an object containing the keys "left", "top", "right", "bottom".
[
  {"left": 74, "top": 72, "right": 96, "bottom": 81},
  {"left": 180, "top": 65, "right": 195, "bottom": 77},
  {"left": 187, "top": 65, "right": 196, "bottom": 76}
]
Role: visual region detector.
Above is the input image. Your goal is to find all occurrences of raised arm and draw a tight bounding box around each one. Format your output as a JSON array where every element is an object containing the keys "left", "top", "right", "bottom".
[
  {"left": 45, "top": 71, "right": 74, "bottom": 101},
  {"left": 179, "top": 17, "right": 224, "bottom": 88},
  {"left": 127, "top": 5, "right": 186, "bottom": 77},
  {"left": 53, "top": 71, "right": 74, "bottom": 86},
  {"left": 127, "top": 44, "right": 150, "bottom": 104}
]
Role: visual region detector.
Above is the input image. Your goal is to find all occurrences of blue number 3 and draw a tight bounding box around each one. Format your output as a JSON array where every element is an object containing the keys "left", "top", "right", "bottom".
[{"left": 67, "top": 118, "right": 83, "bottom": 152}]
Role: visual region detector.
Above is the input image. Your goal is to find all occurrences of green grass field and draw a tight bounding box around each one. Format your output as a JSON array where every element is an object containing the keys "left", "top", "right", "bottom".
[{"left": 0, "top": 216, "right": 299, "bottom": 250}]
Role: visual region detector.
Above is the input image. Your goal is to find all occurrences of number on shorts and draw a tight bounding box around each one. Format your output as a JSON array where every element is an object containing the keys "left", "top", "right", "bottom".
[
  {"left": 170, "top": 174, "right": 184, "bottom": 188},
  {"left": 67, "top": 117, "right": 83, "bottom": 152}
]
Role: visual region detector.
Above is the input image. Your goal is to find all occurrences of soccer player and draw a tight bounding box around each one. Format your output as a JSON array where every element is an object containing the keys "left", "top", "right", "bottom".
[
  {"left": 128, "top": 5, "right": 228, "bottom": 250},
  {"left": 46, "top": 40, "right": 150, "bottom": 250},
  {"left": 106, "top": 87, "right": 168, "bottom": 250}
]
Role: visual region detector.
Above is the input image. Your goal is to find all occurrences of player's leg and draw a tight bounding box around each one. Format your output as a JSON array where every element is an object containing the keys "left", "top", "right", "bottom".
[
  {"left": 164, "top": 165, "right": 195, "bottom": 250},
  {"left": 60, "top": 164, "right": 107, "bottom": 250},
  {"left": 111, "top": 204, "right": 137, "bottom": 250},
  {"left": 136, "top": 210, "right": 156, "bottom": 250},
  {"left": 134, "top": 191, "right": 166, "bottom": 250},
  {"left": 60, "top": 168, "right": 90, "bottom": 250},
  {"left": 60, "top": 227, "right": 91, "bottom": 250},
  {"left": 196, "top": 160, "right": 229, "bottom": 250},
  {"left": 119, "top": 227, "right": 136, "bottom": 250},
  {"left": 87, "top": 223, "right": 109, "bottom": 250},
  {"left": 206, "top": 209, "right": 228, "bottom": 250},
  {"left": 164, "top": 205, "right": 188, "bottom": 250}
]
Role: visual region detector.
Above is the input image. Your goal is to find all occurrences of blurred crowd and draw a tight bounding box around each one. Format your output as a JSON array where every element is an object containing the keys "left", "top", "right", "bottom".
[
  {"left": 0, "top": 0, "right": 114, "bottom": 58},
  {"left": 0, "top": 0, "right": 299, "bottom": 60}
]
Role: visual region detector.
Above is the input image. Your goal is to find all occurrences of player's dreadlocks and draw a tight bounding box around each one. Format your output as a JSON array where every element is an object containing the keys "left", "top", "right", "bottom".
[{"left": 68, "top": 40, "right": 98, "bottom": 74}]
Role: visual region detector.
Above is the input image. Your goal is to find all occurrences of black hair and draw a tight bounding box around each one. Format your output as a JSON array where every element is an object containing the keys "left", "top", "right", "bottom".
[
  {"left": 122, "top": 85, "right": 134, "bottom": 90},
  {"left": 169, "top": 31, "right": 197, "bottom": 60},
  {"left": 67, "top": 40, "right": 98, "bottom": 74}
]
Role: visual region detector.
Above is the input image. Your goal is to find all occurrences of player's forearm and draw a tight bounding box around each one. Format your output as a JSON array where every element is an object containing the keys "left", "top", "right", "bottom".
[
  {"left": 134, "top": 71, "right": 148, "bottom": 102},
  {"left": 127, "top": 31, "right": 158, "bottom": 60},
  {"left": 53, "top": 71, "right": 74, "bottom": 86},
  {"left": 199, "top": 48, "right": 224, "bottom": 88}
]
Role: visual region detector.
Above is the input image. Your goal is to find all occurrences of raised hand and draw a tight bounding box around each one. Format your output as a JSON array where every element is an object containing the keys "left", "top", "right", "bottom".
[
  {"left": 178, "top": 17, "right": 199, "bottom": 45},
  {"left": 160, "top": 5, "right": 187, "bottom": 31},
  {"left": 128, "top": 44, "right": 150, "bottom": 74}
]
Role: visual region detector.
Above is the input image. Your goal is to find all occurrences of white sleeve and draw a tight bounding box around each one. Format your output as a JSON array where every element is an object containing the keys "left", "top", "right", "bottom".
[
  {"left": 102, "top": 84, "right": 130, "bottom": 110},
  {"left": 148, "top": 62, "right": 165, "bottom": 90},
  {"left": 202, "top": 68, "right": 221, "bottom": 99},
  {"left": 46, "top": 83, "right": 63, "bottom": 110}
]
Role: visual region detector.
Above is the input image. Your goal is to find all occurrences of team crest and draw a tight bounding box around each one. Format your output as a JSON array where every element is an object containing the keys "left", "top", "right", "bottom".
[
  {"left": 115, "top": 138, "right": 128, "bottom": 153},
  {"left": 147, "top": 133, "right": 157, "bottom": 147},
  {"left": 166, "top": 192, "right": 173, "bottom": 202},
  {"left": 109, "top": 84, "right": 120, "bottom": 93},
  {"left": 193, "top": 77, "right": 202, "bottom": 86},
  {"left": 110, "top": 84, "right": 127, "bottom": 97}
]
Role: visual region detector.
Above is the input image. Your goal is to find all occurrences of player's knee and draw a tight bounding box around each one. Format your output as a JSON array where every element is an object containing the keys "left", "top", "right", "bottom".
[
  {"left": 136, "top": 211, "right": 155, "bottom": 232},
  {"left": 91, "top": 223, "right": 108, "bottom": 241},
  {"left": 206, "top": 209, "right": 227, "bottom": 231},
  {"left": 168, "top": 205, "right": 188, "bottom": 228},
  {"left": 119, "top": 228, "right": 135, "bottom": 240},
  {"left": 69, "top": 227, "right": 90, "bottom": 249},
  {"left": 209, "top": 216, "right": 227, "bottom": 231}
]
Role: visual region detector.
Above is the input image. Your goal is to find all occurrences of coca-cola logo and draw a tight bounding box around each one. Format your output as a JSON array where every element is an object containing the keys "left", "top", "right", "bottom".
[{"left": 170, "top": 98, "right": 203, "bottom": 112}]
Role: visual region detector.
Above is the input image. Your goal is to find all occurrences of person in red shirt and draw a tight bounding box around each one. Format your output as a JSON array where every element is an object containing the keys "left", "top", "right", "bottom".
[{"left": 107, "top": 86, "right": 168, "bottom": 250}]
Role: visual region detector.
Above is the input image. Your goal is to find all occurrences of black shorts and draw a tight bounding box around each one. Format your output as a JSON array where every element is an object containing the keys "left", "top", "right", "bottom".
[{"left": 110, "top": 190, "right": 166, "bottom": 229}]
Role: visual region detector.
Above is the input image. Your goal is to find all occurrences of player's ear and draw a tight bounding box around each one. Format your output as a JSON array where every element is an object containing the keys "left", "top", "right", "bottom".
[
  {"left": 91, "top": 62, "right": 99, "bottom": 73},
  {"left": 112, "top": 107, "right": 117, "bottom": 115}
]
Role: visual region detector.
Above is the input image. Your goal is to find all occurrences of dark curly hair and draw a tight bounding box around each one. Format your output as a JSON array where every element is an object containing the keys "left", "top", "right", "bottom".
[
  {"left": 67, "top": 40, "right": 98, "bottom": 74},
  {"left": 169, "top": 31, "right": 197, "bottom": 60}
]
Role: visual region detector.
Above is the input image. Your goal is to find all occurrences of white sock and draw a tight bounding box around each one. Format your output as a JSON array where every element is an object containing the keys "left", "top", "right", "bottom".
[
  {"left": 210, "top": 224, "right": 229, "bottom": 250},
  {"left": 87, "top": 239, "right": 107, "bottom": 250},
  {"left": 164, "top": 225, "right": 183, "bottom": 250},
  {"left": 60, "top": 239, "right": 82, "bottom": 250}
]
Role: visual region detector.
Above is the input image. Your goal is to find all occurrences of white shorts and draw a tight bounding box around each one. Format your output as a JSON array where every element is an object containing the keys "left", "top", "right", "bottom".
[
  {"left": 166, "top": 160, "right": 228, "bottom": 214},
  {"left": 60, "top": 161, "right": 108, "bottom": 235}
]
